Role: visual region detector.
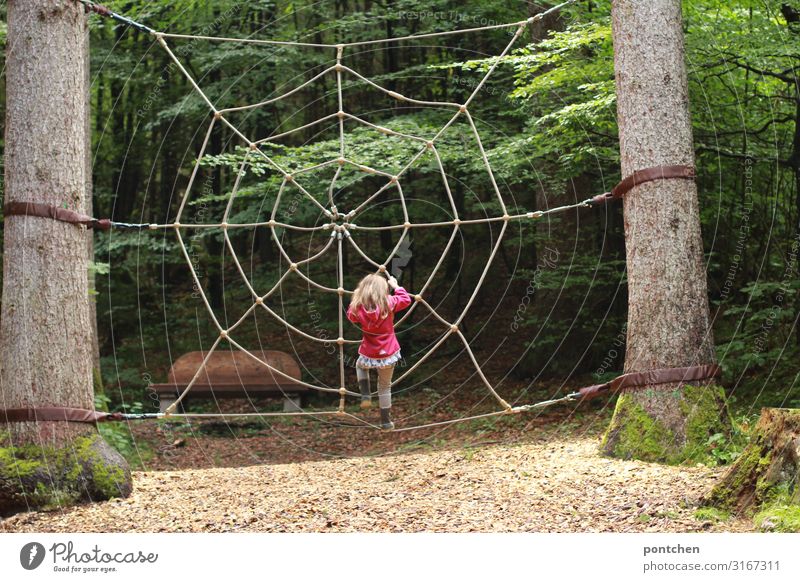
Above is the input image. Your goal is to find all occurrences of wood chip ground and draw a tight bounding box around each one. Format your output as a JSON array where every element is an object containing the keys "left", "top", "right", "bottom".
[{"left": 1, "top": 430, "right": 753, "bottom": 533}]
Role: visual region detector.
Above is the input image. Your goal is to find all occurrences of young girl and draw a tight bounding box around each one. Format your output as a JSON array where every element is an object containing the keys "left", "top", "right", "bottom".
[{"left": 346, "top": 273, "right": 412, "bottom": 430}]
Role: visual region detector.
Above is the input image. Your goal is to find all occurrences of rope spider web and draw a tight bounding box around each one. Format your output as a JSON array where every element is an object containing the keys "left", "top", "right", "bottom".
[{"left": 138, "top": 1, "right": 584, "bottom": 431}]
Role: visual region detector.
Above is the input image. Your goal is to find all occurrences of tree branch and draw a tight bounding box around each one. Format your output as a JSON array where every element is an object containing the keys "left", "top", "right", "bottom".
[
  {"left": 695, "top": 145, "right": 789, "bottom": 166},
  {"left": 721, "top": 54, "right": 800, "bottom": 85}
]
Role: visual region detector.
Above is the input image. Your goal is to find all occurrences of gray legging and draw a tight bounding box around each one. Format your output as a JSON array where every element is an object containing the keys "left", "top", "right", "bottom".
[{"left": 356, "top": 365, "right": 394, "bottom": 409}]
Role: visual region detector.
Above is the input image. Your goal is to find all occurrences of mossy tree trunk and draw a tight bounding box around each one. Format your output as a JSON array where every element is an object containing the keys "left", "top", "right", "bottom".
[
  {"left": 600, "top": 0, "right": 729, "bottom": 463},
  {"left": 0, "top": 0, "right": 130, "bottom": 515},
  {"left": 702, "top": 408, "right": 800, "bottom": 531}
]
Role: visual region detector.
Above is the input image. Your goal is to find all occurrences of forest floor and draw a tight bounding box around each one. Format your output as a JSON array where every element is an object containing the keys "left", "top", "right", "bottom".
[{"left": 1, "top": 383, "right": 755, "bottom": 533}]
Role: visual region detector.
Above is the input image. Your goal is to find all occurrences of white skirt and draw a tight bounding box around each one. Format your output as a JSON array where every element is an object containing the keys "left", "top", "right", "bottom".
[{"left": 355, "top": 350, "right": 402, "bottom": 369}]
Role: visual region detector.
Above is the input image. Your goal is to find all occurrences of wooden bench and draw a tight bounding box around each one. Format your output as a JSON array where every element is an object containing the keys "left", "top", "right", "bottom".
[{"left": 150, "top": 350, "right": 308, "bottom": 413}]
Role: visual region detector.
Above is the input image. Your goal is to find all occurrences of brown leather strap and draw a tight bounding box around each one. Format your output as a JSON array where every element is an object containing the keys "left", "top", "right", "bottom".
[
  {"left": 577, "top": 363, "right": 721, "bottom": 400},
  {"left": 0, "top": 407, "right": 122, "bottom": 424},
  {"left": 590, "top": 164, "right": 696, "bottom": 205},
  {"left": 611, "top": 164, "right": 696, "bottom": 198},
  {"left": 81, "top": 1, "right": 113, "bottom": 17},
  {"left": 3, "top": 201, "right": 112, "bottom": 231}
]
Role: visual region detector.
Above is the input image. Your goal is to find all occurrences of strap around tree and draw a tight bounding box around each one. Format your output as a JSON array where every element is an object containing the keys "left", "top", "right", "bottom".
[
  {"left": 0, "top": 407, "right": 123, "bottom": 424},
  {"left": 3, "top": 201, "right": 112, "bottom": 230},
  {"left": 577, "top": 364, "right": 721, "bottom": 400},
  {"left": 590, "top": 164, "right": 696, "bottom": 205}
]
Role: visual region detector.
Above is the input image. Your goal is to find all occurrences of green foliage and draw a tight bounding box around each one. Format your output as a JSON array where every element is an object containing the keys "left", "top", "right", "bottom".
[
  {"left": 755, "top": 503, "right": 800, "bottom": 532},
  {"left": 97, "top": 424, "right": 151, "bottom": 469},
  {"left": 1, "top": 0, "right": 797, "bottom": 416},
  {"left": 694, "top": 507, "right": 730, "bottom": 523},
  {"left": 89, "top": 261, "right": 111, "bottom": 276},
  {"left": 507, "top": 20, "right": 617, "bottom": 174},
  {"left": 703, "top": 407, "right": 756, "bottom": 466},
  {"left": 601, "top": 385, "right": 729, "bottom": 465},
  {"left": 706, "top": 433, "right": 739, "bottom": 465},
  {"left": 0, "top": 433, "right": 131, "bottom": 512}
]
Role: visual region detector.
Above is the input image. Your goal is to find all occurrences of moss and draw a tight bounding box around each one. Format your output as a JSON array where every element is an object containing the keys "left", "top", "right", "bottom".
[
  {"left": 92, "top": 367, "right": 106, "bottom": 406},
  {"left": 694, "top": 507, "right": 730, "bottom": 523},
  {"left": 0, "top": 432, "right": 131, "bottom": 515},
  {"left": 73, "top": 435, "right": 128, "bottom": 498},
  {"left": 754, "top": 504, "right": 800, "bottom": 532},
  {"left": 680, "top": 384, "right": 730, "bottom": 462},
  {"left": 0, "top": 441, "right": 80, "bottom": 510},
  {"left": 704, "top": 443, "right": 766, "bottom": 511},
  {"left": 0, "top": 447, "right": 44, "bottom": 479},
  {"left": 703, "top": 409, "right": 800, "bottom": 522},
  {"left": 602, "top": 384, "right": 729, "bottom": 465},
  {"left": 752, "top": 479, "right": 800, "bottom": 532},
  {"left": 35, "top": 483, "right": 78, "bottom": 512},
  {"left": 601, "top": 393, "right": 678, "bottom": 462},
  {"left": 754, "top": 456, "right": 781, "bottom": 503}
]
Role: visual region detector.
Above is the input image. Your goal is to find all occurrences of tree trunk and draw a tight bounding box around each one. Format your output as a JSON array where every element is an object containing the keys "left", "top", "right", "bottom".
[
  {"left": 84, "top": 12, "right": 104, "bottom": 400},
  {"left": 0, "top": 0, "right": 131, "bottom": 515},
  {"left": 702, "top": 408, "right": 800, "bottom": 532},
  {"left": 600, "top": 0, "right": 728, "bottom": 463}
]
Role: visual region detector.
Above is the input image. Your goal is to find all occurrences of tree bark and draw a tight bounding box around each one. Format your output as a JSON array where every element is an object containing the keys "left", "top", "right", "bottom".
[
  {"left": 0, "top": 0, "right": 130, "bottom": 514},
  {"left": 600, "top": 0, "right": 728, "bottom": 463},
  {"left": 84, "top": 11, "right": 104, "bottom": 399}
]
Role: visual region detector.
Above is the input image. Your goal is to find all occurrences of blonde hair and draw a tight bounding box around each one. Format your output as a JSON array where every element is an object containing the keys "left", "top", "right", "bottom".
[{"left": 350, "top": 274, "right": 390, "bottom": 318}]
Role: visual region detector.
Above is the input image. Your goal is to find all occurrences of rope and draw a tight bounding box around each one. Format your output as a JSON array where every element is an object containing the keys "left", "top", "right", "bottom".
[
  {"left": 3, "top": 201, "right": 150, "bottom": 231},
  {"left": 43, "top": 0, "right": 711, "bottom": 433},
  {"left": 77, "top": 0, "right": 575, "bottom": 48},
  {"left": 140, "top": 2, "right": 564, "bottom": 423},
  {"left": 1, "top": 361, "right": 720, "bottom": 428},
  {"left": 73, "top": 0, "right": 155, "bottom": 35}
]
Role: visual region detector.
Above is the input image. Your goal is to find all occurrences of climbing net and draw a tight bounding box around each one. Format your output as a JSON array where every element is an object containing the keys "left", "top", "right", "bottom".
[{"left": 82, "top": 0, "right": 595, "bottom": 431}]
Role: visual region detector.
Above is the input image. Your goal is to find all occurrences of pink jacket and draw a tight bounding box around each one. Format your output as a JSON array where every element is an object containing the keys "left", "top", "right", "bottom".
[{"left": 347, "top": 287, "right": 412, "bottom": 358}]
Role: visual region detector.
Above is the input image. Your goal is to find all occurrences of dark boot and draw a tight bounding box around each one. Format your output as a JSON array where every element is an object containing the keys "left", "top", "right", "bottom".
[
  {"left": 358, "top": 375, "right": 372, "bottom": 409},
  {"left": 380, "top": 407, "right": 394, "bottom": 431}
]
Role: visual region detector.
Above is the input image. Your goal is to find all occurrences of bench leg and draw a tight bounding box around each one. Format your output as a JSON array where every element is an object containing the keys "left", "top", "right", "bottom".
[
  {"left": 283, "top": 395, "right": 302, "bottom": 412},
  {"left": 160, "top": 397, "right": 176, "bottom": 414}
]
